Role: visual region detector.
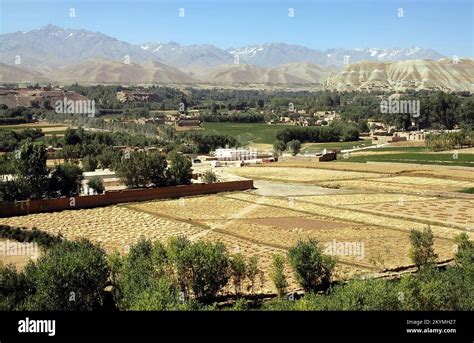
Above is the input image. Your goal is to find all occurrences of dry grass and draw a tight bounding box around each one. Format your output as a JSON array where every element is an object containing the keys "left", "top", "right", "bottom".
[
  {"left": 227, "top": 166, "right": 379, "bottom": 183},
  {"left": 2, "top": 160, "right": 472, "bottom": 293}
]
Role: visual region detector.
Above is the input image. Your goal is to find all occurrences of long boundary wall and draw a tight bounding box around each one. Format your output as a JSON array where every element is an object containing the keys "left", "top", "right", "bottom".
[{"left": 0, "top": 180, "right": 254, "bottom": 218}]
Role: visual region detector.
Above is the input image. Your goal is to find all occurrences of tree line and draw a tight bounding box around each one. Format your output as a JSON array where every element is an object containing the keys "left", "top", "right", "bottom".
[
  {"left": 276, "top": 121, "right": 360, "bottom": 144},
  {"left": 1, "top": 225, "right": 472, "bottom": 311}
]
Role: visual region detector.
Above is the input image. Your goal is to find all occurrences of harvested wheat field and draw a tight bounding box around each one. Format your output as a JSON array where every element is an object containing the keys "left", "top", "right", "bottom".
[{"left": 1, "top": 160, "right": 472, "bottom": 294}]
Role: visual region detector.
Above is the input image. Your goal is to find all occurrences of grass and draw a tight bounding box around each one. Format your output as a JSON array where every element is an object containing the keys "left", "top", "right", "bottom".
[
  {"left": 201, "top": 123, "right": 292, "bottom": 145},
  {"left": 363, "top": 146, "right": 428, "bottom": 153},
  {"left": 0, "top": 124, "right": 65, "bottom": 130},
  {"left": 341, "top": 152, "right": 474, "bottom": 167},
  {"left": 301, "top": 141, "right": 371, "bottom": 153},
  {"left": 459, "top": 188, "right": 474, "bottom": 194}
]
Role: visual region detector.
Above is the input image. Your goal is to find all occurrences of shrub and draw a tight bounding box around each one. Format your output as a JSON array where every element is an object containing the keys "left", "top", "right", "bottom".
[
  {"left": 287, "top": 239, "right": 336, "bottom": 293},
  {"left": 168, "top": 152, "right": 193, "bottom": 186},
  {"left": 327, "top": 279, "right": 401, "bottom": 310},
  {"left": 0, "top": 264, "right": 32, "bottom": 310},
  {"left": 180, "top": 240, "right": 230, "bottom": 301},
  {"left": 87, "top": 176, "right": 105, "bottom": 194},
  {"left": 23, "top": 239, "right": 108, "bottom": 310},
  {"left": 82, "top": 155, "right": 98, "bottom": 172},
  {"left": 271, "top": 254, "right": 288, "bottom": 297},
  {"left": 229, "top": 253, "right": 247, "bottom": 296},
  {"left": 286, "top": 139, "right": 301, "bottom": 156},
  {"left": 48, "top": 163, "right": 84, "bottom": 197},
  {"left": 202, "top": 170, "right": 217, "bottom": 184},
  {"left": 408, "top": 226, "right": 438, "bottom": 270},
  {"left": 246, "top": 256, "right": 261, "bottom": 294}
]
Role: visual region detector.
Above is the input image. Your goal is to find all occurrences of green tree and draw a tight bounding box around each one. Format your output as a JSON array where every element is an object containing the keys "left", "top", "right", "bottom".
[
  {"left": 48, "top": 163, "right": 84, "bottom": 197},
  {"left": 82, "top": 155, "right": 98, "bottom": 172},
  {"left": 454, "top": 232, "right": 474, "bottom": 268},
  {"left": 271, "top": 254, "right": 288, "bottom": 297},
  {"left": 180, "top": 240, "right": 230, "bottom": 302},
  {"left": 286, "top": 139, "right": 301, "bottom": 156},
  {"left": 87, "top": 176, "right": 104, "bottom": 194},
  {"left": 116, "top": 152, "right": 148, "bottom": 188},
  {"left": 408, "top": 226, "right": 438, "bottom": 270},
  {"left": 146, "top": 151, "right": 168, "bottom": 187},
  {"left": 246, "top": 256, "right": 261, "bottom": 294},
  {"left": 14, "top": 142, "right": 49, "bottom": 200},
  {"left": 168, "top": 152, "right": 193, "bottom": 185},
  {"left": 0, "top": 264, "right": 32, "bottom": 310},
  {"left": 202, "top": 170, "right": 217, "bottom": 184},
  {"left": 23, "top": 239, "right": 108, "bottom": 311},
  {"left": 273, "top": 140, "right": 286, "bottom": 159},
  {"left": 229, "top": 253, "right": 247, "bottom": 296},
  {"left": 287, "top": 239, "right": 336, "bottom": 293}
]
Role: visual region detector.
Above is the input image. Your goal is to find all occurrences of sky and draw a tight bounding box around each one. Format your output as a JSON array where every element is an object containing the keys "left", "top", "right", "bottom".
[{"left": 0, "top": 0, "right": 473, "bottom": 57}]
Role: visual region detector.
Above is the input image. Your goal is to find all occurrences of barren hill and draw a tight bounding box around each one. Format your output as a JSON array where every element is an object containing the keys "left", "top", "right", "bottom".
[
  {"left": 0, "top": 63, "right": 52, "bottom": 83},
  {"left": 324, "top": 59, "right": 474, "bottom": 92},
  {"left": 51, "top": 59, "right": 197, "bottom": 84}
]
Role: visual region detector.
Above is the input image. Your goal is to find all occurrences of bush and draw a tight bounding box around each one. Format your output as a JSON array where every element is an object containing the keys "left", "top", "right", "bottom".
[
  {"left": 87, "top": 176, "right": 105, "bottom": 194},
  {"left": 246, "top": 256, "right": 261, "bottom": 294},
  {"left": 271, "top": 254, "right": 288, "bottom": 297},
  {"left": 112, "top": 238, "right": 184, "bottom": 310},
  {"left": 113, "top": 237, "right": 231, "bottom": 307},
  {"left": 82, "top": 155, "right": 98, "bottom": 172},
  {"left": 408, "top": 226, "right": 438, "bottom": 270},
  {"left": 326, "top": 279, "right": 401, "bottom": 310},
  {"left": 179, "top": 240, "right": 230, "bottom": 301},
  {"left": 48, "top": 163, "right": 84, "bottom": 197},
  {"left": 168, "top": 152, "right": 193, "bottom": 186},
  {"left": 229, "top": 253, "right": 246, "bottom": 296},
  {"left": 286, "top": 139, "right": 301, "bottom": 156},
  {"left": 0, "top": 264, "right": 32, "bottom": 310},
  {"left": 287, "top": 239, "right": 336, "bottom": 293},
  {"left": 397, "top": 266, "right": 473, "bottom": 310},
  {"left": 202, "top": 170, "right": 217, "bottom": 184},
  {"left": 22, "top": 239, "right": 108, "bottom": 310}
]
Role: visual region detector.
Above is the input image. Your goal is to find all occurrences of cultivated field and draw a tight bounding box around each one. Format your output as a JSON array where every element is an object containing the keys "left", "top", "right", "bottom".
[{"left": 1, "top": 160, "right": 473, "bottom": 294}]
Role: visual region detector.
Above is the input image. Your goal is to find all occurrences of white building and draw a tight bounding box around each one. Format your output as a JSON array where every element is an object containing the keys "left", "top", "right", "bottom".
[
  {"left": 214, "top": 148, "right": 258, "bottom": 161},
  {"left": 81, "top": 168, "right": 124, "bottom": 195}
]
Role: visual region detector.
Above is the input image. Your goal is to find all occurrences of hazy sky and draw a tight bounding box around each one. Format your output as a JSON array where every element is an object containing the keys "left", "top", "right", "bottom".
[{"left": 1, "top": 0, "right": 473, "bottom": 56}]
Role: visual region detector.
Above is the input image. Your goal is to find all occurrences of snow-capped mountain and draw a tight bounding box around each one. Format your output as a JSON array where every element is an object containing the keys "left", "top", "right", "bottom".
[
  {"left": 141, "top": 42, "right": 233, "bottom": 67},
  {"left": 0, "top": 25, "right": 446, "bottom": 69},
  {"left": 0, "top": 24, "right": 158, "bottom": 67},
  {"left": 229, "top": 44, "right": 445, "bottom": 67}
]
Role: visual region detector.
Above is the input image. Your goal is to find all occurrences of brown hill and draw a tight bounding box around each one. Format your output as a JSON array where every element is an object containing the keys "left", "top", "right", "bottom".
[
  {"left": 51, "top": 59, "right": 197, "bottom": 84},
  {"left": 323, "top": 59, "right": 474, "bottom": 92},
  {"left": 0, "top": 63, "right": 51, "bottom": 83}
]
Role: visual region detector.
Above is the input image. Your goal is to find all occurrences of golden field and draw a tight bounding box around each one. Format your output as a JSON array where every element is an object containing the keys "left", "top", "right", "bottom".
[{"left": 1, "top": 160, "right": 473, "bottom": 293}]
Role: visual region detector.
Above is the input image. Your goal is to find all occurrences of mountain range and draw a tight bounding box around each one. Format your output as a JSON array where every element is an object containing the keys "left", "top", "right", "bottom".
[
  {"left": 0, "top": 25, "right": 472, "bottom": 91},
  {"left": 1, "top": 25, "right": 446, "bottom": 68}
]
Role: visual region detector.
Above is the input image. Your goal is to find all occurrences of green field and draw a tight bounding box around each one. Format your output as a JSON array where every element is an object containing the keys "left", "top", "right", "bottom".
[
  {"left": 341, "top": 152, "right": 474, "bottom": 167},
  {"left": 0, "top": 124, "right": 65, "bottom": 130},
  {"left": 363, "top": 146, "right": 428, "bottom": 153},
  {"left": 301, "top": 141, "right": 372, "bottom": 153},
  {"left": 201, "top": 123, "right": 292, "bottom": 145}
]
